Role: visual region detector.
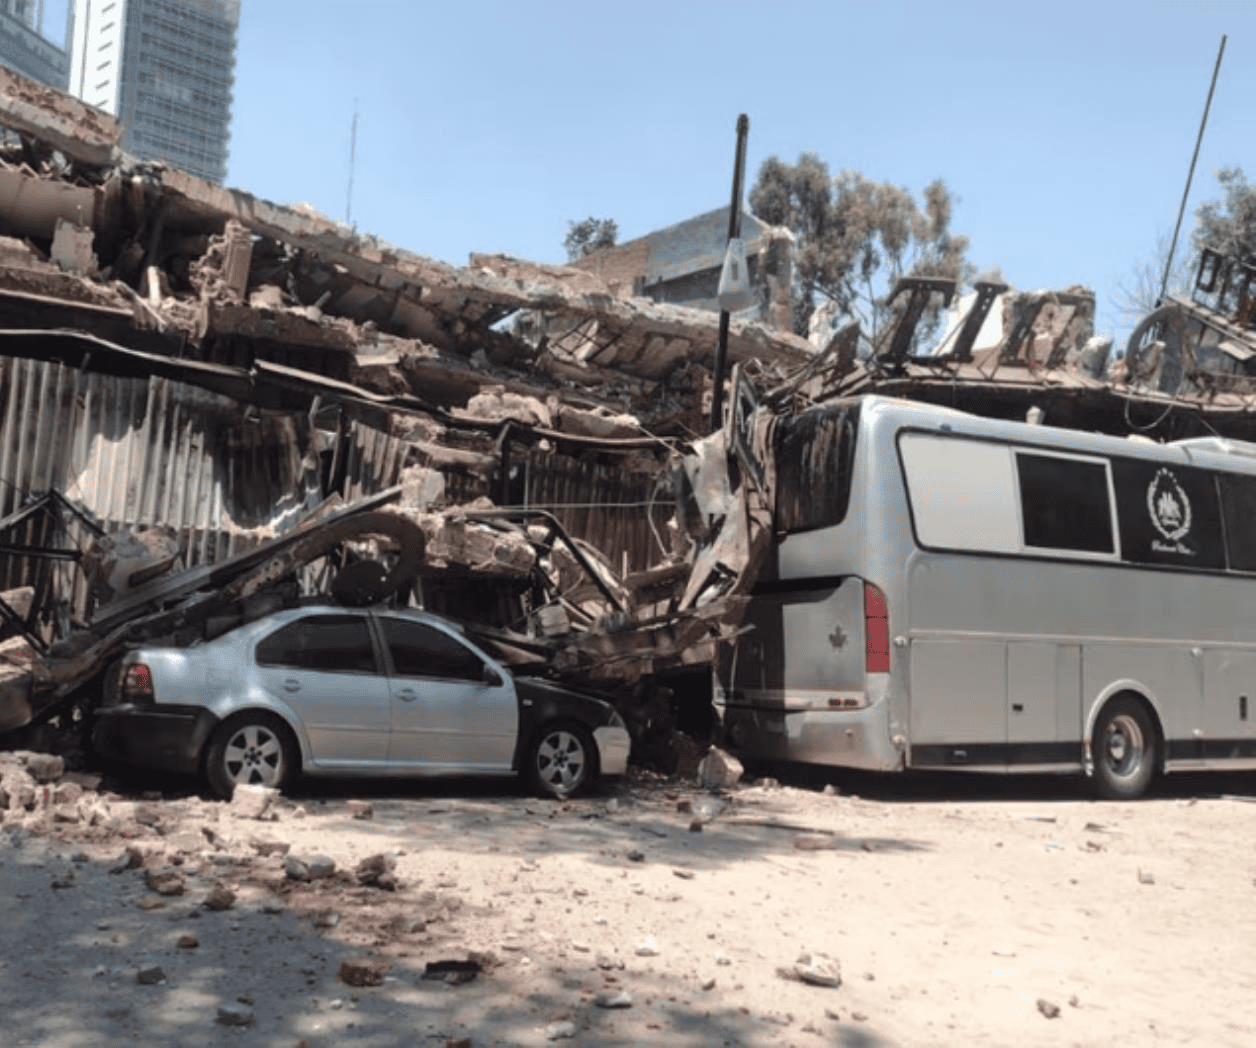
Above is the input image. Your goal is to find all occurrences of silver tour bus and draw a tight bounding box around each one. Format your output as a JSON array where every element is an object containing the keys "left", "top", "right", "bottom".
[{"left": 718, "top": 394, "right": 1256, "bottom": 798}]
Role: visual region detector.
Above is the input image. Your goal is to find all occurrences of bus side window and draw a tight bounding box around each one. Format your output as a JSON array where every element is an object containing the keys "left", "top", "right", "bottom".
[
  {"left": 1220, "top": 473, "right": 1256, "bottom": 571},
  {"left": 1015, "top": 453, "right": 1114, "bottom": 554}
]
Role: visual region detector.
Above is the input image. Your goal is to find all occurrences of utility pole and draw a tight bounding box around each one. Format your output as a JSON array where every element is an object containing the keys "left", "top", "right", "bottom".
[{"left": 708, "top": 113, "right": 750, "bottom": 434}]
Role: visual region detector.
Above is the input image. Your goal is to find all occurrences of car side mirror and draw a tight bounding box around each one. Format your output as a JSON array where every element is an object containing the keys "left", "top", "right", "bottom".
[{"left": 482, "top": 665, "right": 503, "bottom": 687}]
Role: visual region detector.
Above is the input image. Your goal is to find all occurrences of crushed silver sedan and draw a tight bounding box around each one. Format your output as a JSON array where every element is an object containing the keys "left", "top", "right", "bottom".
[{"left": 91, "top": 604, "right": 631, "bottom": 799}]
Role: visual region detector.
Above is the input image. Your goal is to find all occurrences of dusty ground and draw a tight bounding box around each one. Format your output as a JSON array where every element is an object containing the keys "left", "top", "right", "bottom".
[{"left": 2, "top": 762, "right": 1256, "bottom": 1048}]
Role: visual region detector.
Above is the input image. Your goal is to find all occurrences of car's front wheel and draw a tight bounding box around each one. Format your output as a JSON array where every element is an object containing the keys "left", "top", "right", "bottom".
[
  {"left": 204, "top": 712, "right": 297, "bottom": 799},
  {"left": 524, "top": 722, "right": 597, "bottom": 799}
]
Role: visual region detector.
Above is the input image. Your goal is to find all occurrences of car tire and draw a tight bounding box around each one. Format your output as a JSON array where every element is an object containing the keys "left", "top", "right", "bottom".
[
  {"left": 524, "top": 722, "right": 598, "bottom": 799},
  {"left": 1092, "top": 697, "right": 1157, "bottom": 800},
  {"left": 204, "top": 711, "right": 297, "bottom": 800}
]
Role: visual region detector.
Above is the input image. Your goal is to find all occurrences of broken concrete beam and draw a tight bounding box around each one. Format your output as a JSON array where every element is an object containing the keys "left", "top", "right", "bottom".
[
  {"left": 413, "top": 513, "right": 537, "bottom": 578},
  {"left": 0, "top": 165, "right": 95, "bottom": 239},
  {"left": 219, "top": 220, "right": 252, "bottom": 301},
  {"left": 554, "top": 403, "right": 643, "bottom": 440},
  {"left": 79, "top": 524, "right": 181, "bottom": 607},
  {"left": 468, "top": 253, "right": 611, "bottom": 297},
  {"left": 0, "top": 66, "right": 120, "bottom": 167},
  {"left": 189, "top": 219, "right": 252, "bottom": 303},
  {"left": 453, "top": 389, "right": 553, "bottom": 428},
  {"left": 410, "top": 441, "right": 496, "bottom": 480}
]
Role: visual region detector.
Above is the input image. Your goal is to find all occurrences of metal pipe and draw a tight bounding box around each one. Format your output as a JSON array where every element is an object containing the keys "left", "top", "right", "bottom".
[
  {"left": 1160, "top": 35, "right": 1227, "bottom": 304},
  {"left": 709, "top": 113, "right": 750, "bottom": 434}
]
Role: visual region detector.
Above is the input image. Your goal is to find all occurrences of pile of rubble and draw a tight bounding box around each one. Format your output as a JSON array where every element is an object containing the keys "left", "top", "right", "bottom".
[{"left": 1, "top": 61, "right": 1253, "bottom": 756}]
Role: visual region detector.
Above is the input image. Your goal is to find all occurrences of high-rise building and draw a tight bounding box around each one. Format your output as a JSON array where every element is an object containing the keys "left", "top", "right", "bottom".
[
  {"left": 0, "top": 0, "right": 70, "bottom": 90},
  {"left": 69, "top": 0, "right": 239, "bottom": 184}
]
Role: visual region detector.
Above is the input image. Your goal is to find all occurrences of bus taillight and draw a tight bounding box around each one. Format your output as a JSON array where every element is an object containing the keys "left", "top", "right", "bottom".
[{"left": 864, "top": 582, "right": 890, "bottom": 673}]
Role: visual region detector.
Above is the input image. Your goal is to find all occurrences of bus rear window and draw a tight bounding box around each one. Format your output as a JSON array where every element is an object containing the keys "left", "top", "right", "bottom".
[{"left": 775, "top": 403, "right": 859, "bottom": 533}]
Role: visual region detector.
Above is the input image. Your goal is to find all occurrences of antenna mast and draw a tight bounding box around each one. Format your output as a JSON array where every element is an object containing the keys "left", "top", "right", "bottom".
[{"left": 346, "top": 103, "right": 358, "bottom": 227}]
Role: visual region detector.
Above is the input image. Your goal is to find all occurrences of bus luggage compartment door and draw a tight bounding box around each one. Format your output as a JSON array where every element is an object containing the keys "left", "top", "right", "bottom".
[
  {"left": 910, "top": 640, "right": 1081, "bottom": 768},
  {"left": 909, "top": 639, "right": 1006, "bottom": 765}
]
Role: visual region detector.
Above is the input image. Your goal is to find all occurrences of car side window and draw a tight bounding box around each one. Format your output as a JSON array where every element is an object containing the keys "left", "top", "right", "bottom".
[
  {"left": 381, "top": 617, "right": 486, "bottom": 682},
  {"left": 255, "top": 615, "right": 378, "bottom": 674}
]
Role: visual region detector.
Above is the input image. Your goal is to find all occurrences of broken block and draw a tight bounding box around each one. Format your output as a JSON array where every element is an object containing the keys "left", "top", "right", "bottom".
[
  {"left": 696, "top": 747, "right": 744, "bottom": 790},
  {"left": 50, "top": 217, "right": 95, "bottom": 276}
]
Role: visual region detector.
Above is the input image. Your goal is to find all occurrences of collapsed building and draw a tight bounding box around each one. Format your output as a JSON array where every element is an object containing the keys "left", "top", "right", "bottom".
[
  {"left": 0, "top": 67, "right": 812, "bottom": 751},
  {"left": 2, "top": 64, "right": 1255, "bottom": 768}
]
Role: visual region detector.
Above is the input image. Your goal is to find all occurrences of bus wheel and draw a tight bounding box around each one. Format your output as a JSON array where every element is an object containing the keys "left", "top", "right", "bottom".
[{"left": 1092, "top": 698, "right": 1156, "bottom": 800}]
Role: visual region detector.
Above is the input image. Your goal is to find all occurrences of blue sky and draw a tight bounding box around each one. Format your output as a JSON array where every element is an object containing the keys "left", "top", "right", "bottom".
[{"left": 42, "top": 1, "right": 1256, "bottom": 343}]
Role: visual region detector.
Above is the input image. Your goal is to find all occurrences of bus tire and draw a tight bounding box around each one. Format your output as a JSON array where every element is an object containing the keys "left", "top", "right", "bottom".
[{"left": 1092, "top": 697, "right": 1157, "bottom": 800}]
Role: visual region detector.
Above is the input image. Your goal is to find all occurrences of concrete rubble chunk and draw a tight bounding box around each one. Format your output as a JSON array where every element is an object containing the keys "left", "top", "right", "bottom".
[
  {"left": 355, "top": 851, "right": 399, "bottom": 889},
  {"left": 21, "top": 753, "right": 64, "bottom": 784},
  {"left": 216, "top": 1002, "right": 254, "bottom": 1026},
  {"left": 0, "top": 586, "right": 34, "bottom": 621},
  {"left": 338, "top": 956, "right": 389, "bottom": 987},
  {"left": 283, "top": 856, "right": 311, "bottom": 881},
  {"left": 306, "top": 853, "right": 336, "bottom": 879},
  {"left": 145, "top": 868, "right": 186, "bottom": 896},
  {"left": 794, "top": 952, "right": 842, "bottom": 987},
  {"left": 52, "top": 782, "right": 82, "bottom": 806},
  {"left": 696, "top": 747, "right": 744, "bottom": 790},
  {"left": 228, "top": 784, "right": 279, "bottom": 820},
  {"left": 111, "top": 846, "right": 144, "bottom": 873},
  {"left": 50, "top": 217, "right": 95, "bottom": 276}
]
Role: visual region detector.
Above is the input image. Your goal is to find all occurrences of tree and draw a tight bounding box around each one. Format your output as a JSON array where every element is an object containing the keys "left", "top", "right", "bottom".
[
  {"left": 749, "top": 153, "right": 971, "bottom": 343},
  {"left": 1193, "top": 166, "right": 1256, "bottom": 263},
  {"left": 564, "top": 217, "right": 618, "bottom": 262},
  {"left": 1117, "top": 168, "right": 1256, "bottom": 326},
  {"left": 1112, "top": 230, "right": 1193, "bottom": 326}
]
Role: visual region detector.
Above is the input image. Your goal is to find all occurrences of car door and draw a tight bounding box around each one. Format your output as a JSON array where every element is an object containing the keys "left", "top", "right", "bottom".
[
  {"left": 376, "top": 614, "right": 518, "bottom": 770},
  {"left": 253, "top": 612, "right": 391, "bottom": 767}
]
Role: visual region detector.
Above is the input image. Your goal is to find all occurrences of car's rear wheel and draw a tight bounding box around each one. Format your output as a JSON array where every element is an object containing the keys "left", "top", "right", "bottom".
[
  {"left": 524, "top": 722, "right": 597, "bottom": 799},
  {"left": 204, "top": 712, "right": 297, "bottom": 800}
]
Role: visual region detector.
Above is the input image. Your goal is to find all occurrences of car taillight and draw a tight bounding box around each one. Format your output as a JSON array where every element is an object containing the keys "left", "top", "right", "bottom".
[
  {"left": 121, "top": 663, "right": 155, "bottom": 703},
  {"left": 864, "top": 582, "right": 889, "bottom": 673}
]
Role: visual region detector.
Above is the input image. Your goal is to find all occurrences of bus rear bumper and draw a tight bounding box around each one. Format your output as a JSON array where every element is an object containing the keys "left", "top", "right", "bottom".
[{"left": 720, "top": 700, "right": 903, "bottom": 771}]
